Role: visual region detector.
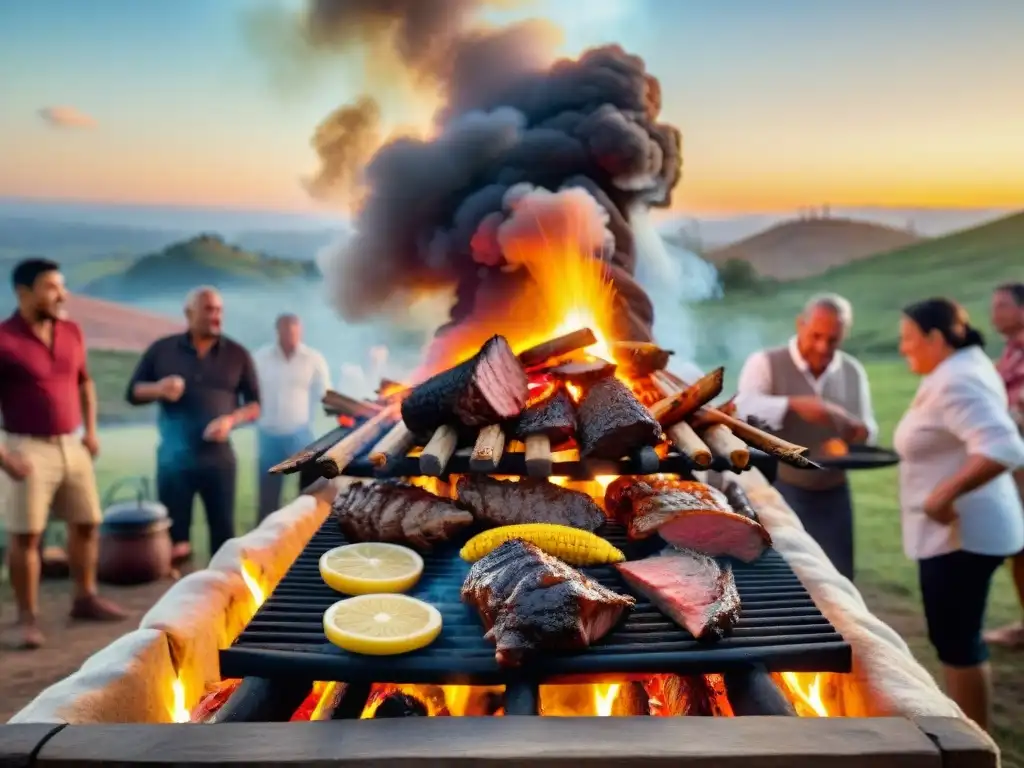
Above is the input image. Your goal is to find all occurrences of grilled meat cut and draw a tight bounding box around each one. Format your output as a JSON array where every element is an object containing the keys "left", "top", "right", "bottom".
[
  {"left": 512, "top": 388, "right": 577, "bottom": 447},
  {"left": 576, "top": 377, "right": 662, "bottom": 459},
  {"left": 616, "top": 549, "right": 741, "bottom": 641},
  {"left": 461, "top": 539, "right": 635, "bottom": 667},
  {"left": 456, "top": 475, "right": 605, "bottom": 532},
  {"left": 605, "top": 477, "right": 771, "bottom": 561},
  {"left": 401, "top": 335, "right": 529, "bottom": 436},
  {"left": 333, "top": 481, "right": 474, "bottom": 552}
]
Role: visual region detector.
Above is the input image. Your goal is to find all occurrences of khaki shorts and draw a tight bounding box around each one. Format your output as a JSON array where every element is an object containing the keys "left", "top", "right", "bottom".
[{"left": 1, "top": 434, "right": 102, "bottom": 535}]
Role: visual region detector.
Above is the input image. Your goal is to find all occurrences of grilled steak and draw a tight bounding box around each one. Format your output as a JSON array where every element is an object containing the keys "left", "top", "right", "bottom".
[
  {"left": 617, "top": 549, "right": 740, "bottom": 641},
  {"left": 456, "top": 475, "right": 605, "bottom": 532},
  {"left": 462, "top": 539, "right": 635, "bottom": 667},
  {"left": 333, "top": 480, "right": 474, "bottom": 552},
  {"left": 512, "top": 388, "right": 577, "bottom": 447},
  {"left": 576, "top": 377, "right": 662, "bottom": 459},
  {"left": 401, "top": 335, "right": 529, "bottom": 436},
  {"left": 605, "top": 477, "right": 771, "bottom": 561}
]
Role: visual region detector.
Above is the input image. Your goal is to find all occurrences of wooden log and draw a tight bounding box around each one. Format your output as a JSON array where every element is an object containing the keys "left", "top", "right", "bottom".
[
  {"left": 665, "top": 421, "right": 713, "bottom": 468},
  {"left": 702, "top": 424, "right": 751, "bottom": 470},
  {"left": 609, "top": 340, "right": 674, "bottom": 377},
  {"left": 321, "top": 390, "right": 383, "bottom": 419},
  {"left": 548, "top": 357, "right": 617, "bottom": 384},
  {"left": 368, "top": 421, "right": 417, "bottom": 468},
  {"left": 524, "top": 434, "right": 553, "bottom": 477},
  {"left": 649, "top": 367, "right": 724, "bottom": 425},
  {"left": 518, "top": 327, "right": 597, "bottom": 368},
  {"left": 723, "top": 666, "right": 797, "bottom": 716},
  {"left": 316, "top": 403, "right": 400, "bottom": 479},
  {"left": 420, "top": 425, "right": 459, "bottom": 476},
  {"left": 27, "top": 717, "right": 952, "bottom": 767},
  {"left": 470, "top": 424, "right": 506, "bottom": 472},
  {"left": 694, "top": 407, "right": 820, "bottom": 470},
  {"left": 269, "top": 425, "right": 351, "bottom": 475}
]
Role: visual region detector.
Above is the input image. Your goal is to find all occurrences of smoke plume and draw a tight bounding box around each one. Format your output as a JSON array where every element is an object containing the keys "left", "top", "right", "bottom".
[{"left": 279, "top": 0, "right": 683, "bottom": 344}]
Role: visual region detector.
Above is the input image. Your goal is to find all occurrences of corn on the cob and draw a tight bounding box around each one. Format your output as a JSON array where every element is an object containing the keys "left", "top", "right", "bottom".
[{"left": 460, "top": 524, "right": 625, "bottom": 566}]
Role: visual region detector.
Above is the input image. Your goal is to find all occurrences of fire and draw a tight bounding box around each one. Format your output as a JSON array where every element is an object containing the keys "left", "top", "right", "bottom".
[
  {"left": 778, "top": 672, "right": 829, "bottom": 717},
  {"left": 240, "top": 560, "right": 266, "bottom": 608},
  {"left": 360, "top": 684, "right": 506, "bottom": 717},
  {"left": 170, "top": 678, "right": 191, "bottom": 723}
]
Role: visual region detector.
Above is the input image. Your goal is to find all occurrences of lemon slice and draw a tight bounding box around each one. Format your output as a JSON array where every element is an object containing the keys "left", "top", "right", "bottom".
[
  {"left": 319, "top": 542, "right": 424, "bottom": 595},
  {"left": 323, "top": 594, "right": 442, "bottom": 655}
]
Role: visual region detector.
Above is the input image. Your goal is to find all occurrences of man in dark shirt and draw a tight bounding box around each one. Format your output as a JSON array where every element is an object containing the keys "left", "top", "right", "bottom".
[
  {"left": 126, "top": 286, "right": 260, "bottom": 562},
  {"left": 0, "top": 258, "right": 125, "bottom": 650}
]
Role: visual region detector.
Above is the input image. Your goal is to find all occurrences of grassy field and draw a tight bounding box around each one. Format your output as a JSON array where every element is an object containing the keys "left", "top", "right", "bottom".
[{"left": 694, "top": 211, "right": 1024, "bottom": 362}]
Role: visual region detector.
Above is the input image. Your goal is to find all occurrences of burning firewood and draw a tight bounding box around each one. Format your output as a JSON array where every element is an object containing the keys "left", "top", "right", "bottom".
[
  {"left": 548, "top": 357, "right": 618, "bottom": 385},
  {"left": 321, "top": 390, "right": 382, "bottom": 420},
  {"left": 701, "top": 424, "right": 750, "bottom": 470},
  {"left": 649, "top": 367, "right": 724, "bottom": 425},
  {"left": 609, "top": 340, "right": 674, "bottom": 377},
  {"left": 470, "top": 424, "right": 506, "bottom": 472},
  {"left": 401, "top": 335, "right": 529, "bottom": 437},
  {"left": 316, "top": 403, "right": 400, "bottom": 478},
  {"left": 577, "top": 377, "right": 662, "bottom": 460},
  {"left": 517, "top": 327, "right": 597, "bottom": 369},
  {"left": 693, "top": 408, "right": 820, "bottom": 469},
  {"left": 420, "top": 424, "right": 459, "bottom": 476},
  {"left": 267, "top": 425, "right": 351, "bottom": 475},
  {"left": 369, "top": 421, "right": 417, "bottom": 469}
]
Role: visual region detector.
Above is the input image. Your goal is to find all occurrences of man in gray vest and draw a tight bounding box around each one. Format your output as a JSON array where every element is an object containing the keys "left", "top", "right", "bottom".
[{"left": 735, "top": 293, "right": 878, "bottom": 581}]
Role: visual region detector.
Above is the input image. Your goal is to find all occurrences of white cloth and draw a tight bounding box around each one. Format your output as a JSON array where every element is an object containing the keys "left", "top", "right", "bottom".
[
  {"left": 734, "top": 337, "right": 879, "bottom": 443},
  {"left": 253, "top": 343, "right": 331, "bottom": 435},
  {"left": 894, "top": 345, "right": 1024, "bottom": 560}
]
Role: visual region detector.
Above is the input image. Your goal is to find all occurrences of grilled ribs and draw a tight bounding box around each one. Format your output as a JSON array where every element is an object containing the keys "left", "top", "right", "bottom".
[
  {"left": 333, "top": 481, "right": 474, "bottom": 552},
  {"left": 461, "top": 539, "right": 635, "bottom": 667},
  {"left": 456, "top": 475, "right": 605, "bottom": 532}
]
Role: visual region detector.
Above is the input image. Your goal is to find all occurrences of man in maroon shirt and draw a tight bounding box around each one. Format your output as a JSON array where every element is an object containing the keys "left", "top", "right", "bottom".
[
  {"left": 0, "top": 258, "right": 124, "bottom": 650},
  {"left": 984, "top": 282, "right": 1024, "bottom": 649}
]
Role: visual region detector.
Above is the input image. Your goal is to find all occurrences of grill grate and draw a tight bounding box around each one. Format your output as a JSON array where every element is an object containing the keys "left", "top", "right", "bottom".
[{"left": 221, "top": 516, "right": 851, "bottom": 684}]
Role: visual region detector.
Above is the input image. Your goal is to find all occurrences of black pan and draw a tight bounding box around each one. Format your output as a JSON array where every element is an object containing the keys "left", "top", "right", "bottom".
[{"left": 810, "top": 443, "right": 900, "bottom": 470}]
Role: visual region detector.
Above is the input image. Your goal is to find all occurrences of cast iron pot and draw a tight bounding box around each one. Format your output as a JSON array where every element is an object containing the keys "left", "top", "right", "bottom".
[{"left": 97, "top": 476, "right": 173, "bottom": 586}]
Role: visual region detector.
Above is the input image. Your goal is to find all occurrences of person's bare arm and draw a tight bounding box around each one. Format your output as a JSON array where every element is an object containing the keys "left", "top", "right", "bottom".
[{"left": 80, "top": 376, "right": 98, "bottom": 437}]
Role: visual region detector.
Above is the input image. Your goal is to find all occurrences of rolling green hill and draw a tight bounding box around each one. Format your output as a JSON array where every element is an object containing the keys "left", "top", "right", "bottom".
[
  {"left": 80, "top": 234, "right": 319, "bottom": 299},
  {"left": 693, "top": 210, "right": 1024, "bottom": 363}
]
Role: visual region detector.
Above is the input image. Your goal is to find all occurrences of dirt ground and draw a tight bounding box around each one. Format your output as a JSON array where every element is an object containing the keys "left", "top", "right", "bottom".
[{"left": 0, "top": 574, "right": 177, "bottom": 722}]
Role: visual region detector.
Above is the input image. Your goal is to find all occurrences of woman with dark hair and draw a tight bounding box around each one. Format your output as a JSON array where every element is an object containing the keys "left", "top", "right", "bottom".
[{"left": 895, "top": 297, "right": 1024, "bottom": 731}]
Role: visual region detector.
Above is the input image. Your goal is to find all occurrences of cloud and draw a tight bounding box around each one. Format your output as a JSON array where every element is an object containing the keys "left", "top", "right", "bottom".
[{"left": 38, "top": 106, "right": 96, "bottom": 129}]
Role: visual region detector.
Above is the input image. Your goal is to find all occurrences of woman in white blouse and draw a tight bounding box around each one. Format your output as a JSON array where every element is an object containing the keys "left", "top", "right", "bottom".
[{"left": 895, "top": 298, "right": 1024, "bottom": 732}]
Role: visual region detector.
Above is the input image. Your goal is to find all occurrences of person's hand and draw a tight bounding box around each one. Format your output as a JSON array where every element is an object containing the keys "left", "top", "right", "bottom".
[
  {"left": 835, "top": 414, "right": 869, "bottom": 445},
  {"left": 82, "top": 431, "right": 101, "bottom": 458},
  {"left": 923, "top": 486, "right": 958, "bottom": 525},
  {"left": 0, "top": 448, "right": 32, "bottom": 480},
  {"left": 158, "top": 375, "right": 186, "bottom": 402},
  {"left": 203, "top": 414, "right": 235, "bottom": 442}
]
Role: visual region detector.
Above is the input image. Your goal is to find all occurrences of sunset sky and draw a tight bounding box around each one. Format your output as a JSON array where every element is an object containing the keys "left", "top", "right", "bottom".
[{"left": 1, "top": 0, "right": 1021, "bottom": 215}]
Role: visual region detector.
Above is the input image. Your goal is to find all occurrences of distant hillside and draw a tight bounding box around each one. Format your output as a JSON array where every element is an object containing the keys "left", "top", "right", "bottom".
[
  {"left": 692, "top": 210, "right": 1024, "bottom": 365},
  {"left": 704, "top": 217, "right": 923, "bottom": 281},
  {"left": 81, "top": 234, "right": 319, "bottom": 300}
]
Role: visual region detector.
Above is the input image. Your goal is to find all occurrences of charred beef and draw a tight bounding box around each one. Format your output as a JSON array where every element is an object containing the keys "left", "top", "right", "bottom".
[
  {"left": 616, "top": 549, "right": 741, "bottom": 641},
  {"left": 604, "top": 477, "right": 771, "bottom": 561},
  {"left": 512, "top": 388, "right": 577, "bottom": 447},
  {"left": 401, "top": 335, "right": 529, "bottom": 436},
  {"left": 461, "top": 539, "right": 635, "bottom": 667},
  {"left": 333, "top": 481, "right": 474, "bottom": 552},
  {"left": 456, "top": 475, "right": 605, "bottom": 532},
  {"left": 576, "top": 377, "right": 661, "bottom": 459}
]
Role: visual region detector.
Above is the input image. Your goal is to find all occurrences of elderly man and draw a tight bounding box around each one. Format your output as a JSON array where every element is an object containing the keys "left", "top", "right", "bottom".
[
  {"left": 735, "top": 293, "right": 878, "bottom": 581},
  {"left": 253, "top": 314, "right": 331, "bottom": 520},
  {"left": 984, "top": 282, "right": 1024, "bottom": 648},
  {"left": 126, "top": 287, "right": 260, "bottom": 562},
  {"left": 0, "top": 258, "right": 124, "bottom": 649}
]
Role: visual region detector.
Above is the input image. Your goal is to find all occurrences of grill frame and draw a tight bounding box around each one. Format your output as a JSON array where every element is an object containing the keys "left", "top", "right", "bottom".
[{"left": 221, "top": 515, "right": 851, "bottom": 684}]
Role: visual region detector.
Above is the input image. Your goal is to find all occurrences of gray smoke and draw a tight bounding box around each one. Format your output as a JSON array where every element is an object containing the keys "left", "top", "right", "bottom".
[{"left": 277, "top": 1, "right": 683, "bottom": 342}]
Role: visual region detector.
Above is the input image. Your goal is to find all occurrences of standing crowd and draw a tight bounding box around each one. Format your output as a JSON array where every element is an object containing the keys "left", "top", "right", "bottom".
[
  {"left": 735, "top": 284, "right": 1024, "bottom": 733},
  {"left": 0, "top": 259, "right": 330, "bottom": 650}
]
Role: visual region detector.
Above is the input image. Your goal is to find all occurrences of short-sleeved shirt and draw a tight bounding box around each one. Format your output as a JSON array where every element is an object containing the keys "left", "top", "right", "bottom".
[
  {"left": 0, "top": 312, "right": 88, "bottom": 436},
  {"left": 126, "top": 333, "right": 259, "bottom": 463}
]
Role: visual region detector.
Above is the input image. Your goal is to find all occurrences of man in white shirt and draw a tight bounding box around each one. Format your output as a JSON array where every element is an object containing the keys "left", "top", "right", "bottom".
[
  {"left": 734, "top": 293, "right": 877, "bottom": 581},
  {"left": 253, "top": 314, "right": 331, "bottom": 521}
]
